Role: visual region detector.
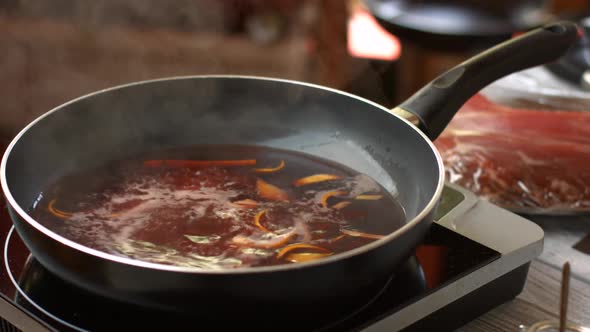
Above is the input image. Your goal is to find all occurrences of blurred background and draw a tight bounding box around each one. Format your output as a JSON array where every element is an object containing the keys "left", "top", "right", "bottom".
[{"left": 0, "top": 0, "right": 586, "bottom": 137}]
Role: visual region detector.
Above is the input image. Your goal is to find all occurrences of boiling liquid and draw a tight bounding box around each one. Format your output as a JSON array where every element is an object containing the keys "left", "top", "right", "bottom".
[{"left": 31, "top": 145, "right": 405, "bottom": 269}]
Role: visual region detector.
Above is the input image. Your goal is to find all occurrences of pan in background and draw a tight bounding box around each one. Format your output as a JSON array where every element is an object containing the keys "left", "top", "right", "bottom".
[{"left": 363, "top": 0, "right": 551, "bottom": 51}]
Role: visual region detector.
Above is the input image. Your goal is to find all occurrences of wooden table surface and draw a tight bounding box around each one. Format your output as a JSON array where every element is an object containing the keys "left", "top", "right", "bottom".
[{"left": 458, "top": 215, "right": 590, "bottom": 331}]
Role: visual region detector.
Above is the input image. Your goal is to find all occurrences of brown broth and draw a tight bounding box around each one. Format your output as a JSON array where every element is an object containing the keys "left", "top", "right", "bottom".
[{"left": 30, "top": 145, "right": 406, "bottom": 269}]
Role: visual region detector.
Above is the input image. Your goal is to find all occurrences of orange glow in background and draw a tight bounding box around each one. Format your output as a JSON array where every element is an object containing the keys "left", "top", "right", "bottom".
[{"left": 347, "top": 8, "right": 401, "bottom": 61}]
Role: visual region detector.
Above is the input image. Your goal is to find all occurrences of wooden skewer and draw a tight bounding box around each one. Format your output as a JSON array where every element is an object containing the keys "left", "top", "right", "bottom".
[{"left": 559, "top": 261, "right": 570, "bottom": 332}]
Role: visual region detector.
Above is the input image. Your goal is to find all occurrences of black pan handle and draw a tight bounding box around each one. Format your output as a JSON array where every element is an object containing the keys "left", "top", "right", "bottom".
[{"left": 392, "top": 21, "right": 580, "bottom": 140}]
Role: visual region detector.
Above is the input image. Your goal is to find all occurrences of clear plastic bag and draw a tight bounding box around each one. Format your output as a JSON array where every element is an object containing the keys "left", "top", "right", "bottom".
[{"left": 434, "top": 72, "right": 590, "bottom": 214}]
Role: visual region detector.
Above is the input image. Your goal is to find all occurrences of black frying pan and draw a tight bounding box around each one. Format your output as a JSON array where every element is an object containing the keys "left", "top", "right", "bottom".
[
  {"left": 0, "top": 21, "right": 579, "bottom": 328},
  {"left": 363, "top": 0, "right": 550, "bottom": 51}
]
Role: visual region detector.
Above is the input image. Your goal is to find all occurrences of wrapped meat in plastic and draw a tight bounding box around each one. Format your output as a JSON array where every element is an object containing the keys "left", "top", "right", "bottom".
[{"left": 433, "top": 93, "right": 590, "bottom": 214}]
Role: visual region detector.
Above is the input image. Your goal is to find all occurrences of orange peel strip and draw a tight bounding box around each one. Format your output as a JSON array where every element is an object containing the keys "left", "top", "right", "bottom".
[
  {"left": 253, "top": 160, "right": 285, "bottom": 173},
  {"left": 341, "top": 229, "right": 385, "bottom": 240},
  {"left": 293, "top": 174, "right": 342, "bottom": 187},
  {"left": 327, "top": 234, "right": 346, "bottom": 243},
  {"left": 48, "top": 199, "right": 73, "bottom": 219},
  {"left": 144, "top": 159, "right": 256, "bottom": 167},
  {"left": 285, "top": 252, "right": 333, "bottom": 263},
  {"left": 320, "top": 191, "right": 348, "bottom": 208},
  {"left": 276, "top": 243, "right": 331, "bottom": 259},
  {"left": 355, "top": 194, "right": 383, "bottom": 200},
  {"left": 257, "top": 178, "right": 289, "bottom": 202},
  {"left": 331, "top": 201, "right": 352, "bottom": 210},
  {"left": 253, "top": 209, "right": 271, "bottom": 232}
]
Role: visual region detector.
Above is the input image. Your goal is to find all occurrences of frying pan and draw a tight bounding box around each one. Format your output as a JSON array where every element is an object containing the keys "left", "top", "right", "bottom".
[{"left": 0, "top": 21, "right": 579, "bottom": 326}]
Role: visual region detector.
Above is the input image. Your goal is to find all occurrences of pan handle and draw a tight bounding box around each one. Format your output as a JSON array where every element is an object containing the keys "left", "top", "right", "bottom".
[{"left": 391, "top": 21, "right": 580, "bottom": 140}]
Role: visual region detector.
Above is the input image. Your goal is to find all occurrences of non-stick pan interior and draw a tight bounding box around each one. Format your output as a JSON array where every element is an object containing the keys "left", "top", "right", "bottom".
[{"left": 4, "top": 76, "right": 441, "bottom": 230}]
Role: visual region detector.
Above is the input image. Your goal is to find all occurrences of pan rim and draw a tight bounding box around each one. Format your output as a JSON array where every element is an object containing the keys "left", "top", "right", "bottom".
[{"left": 0, "top": 74, "right": 445, "bottom": 275}]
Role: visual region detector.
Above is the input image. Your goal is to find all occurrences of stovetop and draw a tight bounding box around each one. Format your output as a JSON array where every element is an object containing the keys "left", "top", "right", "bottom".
[{"left": 0, "top": 185, "right": 541, "bottom": 332}]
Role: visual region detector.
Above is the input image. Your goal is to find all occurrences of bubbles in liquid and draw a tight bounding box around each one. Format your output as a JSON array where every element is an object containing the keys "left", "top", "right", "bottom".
[{"left": 31, "top": 145, "right": 406, "bottom": 269}]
